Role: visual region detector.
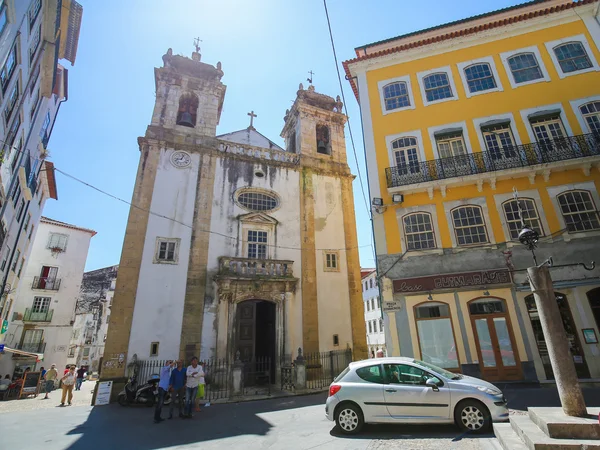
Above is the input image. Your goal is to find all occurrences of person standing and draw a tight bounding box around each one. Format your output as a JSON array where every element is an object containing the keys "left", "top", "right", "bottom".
[
  {"left": 43, "top": 364, "right": 58, "bottom": 399},
  {"left": 194, "top": 361, "right": 206, "bottom": 412},
  {"left": 154, "top": 360, "right": 174, "bottom": 424},
  {"left": 60, "top": 366, "right": 76, "bottom": 406},
  {"left": 75, "top": 366, "right": 86, "bottom": 391},
  {"left": 168, "top": 360, "right": 186, "bottom": 419},
  {"left": 184, "top": 357, "right": 203, "bottom": 418}
]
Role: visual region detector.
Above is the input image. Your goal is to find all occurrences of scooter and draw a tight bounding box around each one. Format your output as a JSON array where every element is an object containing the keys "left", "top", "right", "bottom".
[{"left": 117, "top": 373, "right": 171, "bottom": 407}]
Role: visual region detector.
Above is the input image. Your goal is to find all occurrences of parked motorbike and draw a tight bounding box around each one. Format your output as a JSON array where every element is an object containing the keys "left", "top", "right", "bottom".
[{"left": 117, "top": 373, "right": 171, "bottom": 407}]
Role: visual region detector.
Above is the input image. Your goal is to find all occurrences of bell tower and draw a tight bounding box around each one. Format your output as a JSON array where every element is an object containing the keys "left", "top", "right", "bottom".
[
  {"left": 281, "top": 84, "right": 347, "bottom": 163},
  {"left": 150, "top": 48, "right": 226, "bottom": 138}
]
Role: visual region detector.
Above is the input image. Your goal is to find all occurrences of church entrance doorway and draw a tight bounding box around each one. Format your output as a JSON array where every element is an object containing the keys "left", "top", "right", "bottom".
[{"left": 236, "top": 300, "right": 276, "bottom": 383}]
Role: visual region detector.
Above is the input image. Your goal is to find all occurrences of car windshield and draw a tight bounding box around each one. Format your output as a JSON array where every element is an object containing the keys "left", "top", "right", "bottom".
[{"left": 412, "top": 359, "right": 462, "bottom": 380}]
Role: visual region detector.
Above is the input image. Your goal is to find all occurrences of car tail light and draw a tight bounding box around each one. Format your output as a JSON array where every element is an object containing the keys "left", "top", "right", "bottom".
[{"left": 329, "top": 385, "right": 341, "bottom": 397}]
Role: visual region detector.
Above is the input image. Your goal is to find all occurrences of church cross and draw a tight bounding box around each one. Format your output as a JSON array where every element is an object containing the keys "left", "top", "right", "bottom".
[
  {"left": 307, "top": 70, "right": 314, "bottom": 84},
  {"left": 247, "top": 110, "right": 257, "bottom": 129},
  {"left": 194, "top": 37, "right": 202, "bottom": 53}
]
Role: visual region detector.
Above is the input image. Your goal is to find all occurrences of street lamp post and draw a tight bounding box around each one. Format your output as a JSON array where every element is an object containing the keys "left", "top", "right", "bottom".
[{"left": 518, "top": 226, "right": 587, "bottom": 417}]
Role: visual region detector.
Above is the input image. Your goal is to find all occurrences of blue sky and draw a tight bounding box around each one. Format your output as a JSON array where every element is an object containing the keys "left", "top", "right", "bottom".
[{"left": 45, "top": 0, "right": 525, "bottom": 271}]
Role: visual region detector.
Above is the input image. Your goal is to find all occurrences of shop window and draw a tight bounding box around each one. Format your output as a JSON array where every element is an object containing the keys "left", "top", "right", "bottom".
[
  {"left": 403, "top": 212, "right": 436, "bottom": 250},
  {"left": 502, "top": 198, "right": 543, "bottom": 240},
  {"left": 414, "top": 302, "right": 459, "bottom": 369},
  {"left": 451, "top": 205, "right": 489, "bottom": 246},
  {"left": 556, "top": 190, "right": 600, "bottom": 232},
  {"left": 586, "top": 288, "right": 600, "bottom": 333},
  {"left": 468, "top": 298, "right": 505, "bottom": 315}
]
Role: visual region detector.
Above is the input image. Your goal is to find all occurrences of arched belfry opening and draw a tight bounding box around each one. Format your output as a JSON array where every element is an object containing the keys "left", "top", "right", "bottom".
[
  {"left": 176, "top": 92, "right": 199, "bottom": 127},
  {"left": 316, "top": 124, "right": 331, "bottom": 155}
]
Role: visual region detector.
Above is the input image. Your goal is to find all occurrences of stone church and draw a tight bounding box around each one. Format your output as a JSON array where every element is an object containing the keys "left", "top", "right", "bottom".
[{"left": 101, "top": 48, "right": 367, "bottom": 384}]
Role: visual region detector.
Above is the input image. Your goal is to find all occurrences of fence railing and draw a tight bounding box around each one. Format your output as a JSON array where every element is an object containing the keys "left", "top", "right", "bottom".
[
  {"left": 32, "top": 276, "right": 61, "bottom": 290},
  {"left": 304, "top": 348, "right": 352, "bottom": 390},
  {"left": 23, "top": 308, "right": 54, "bottom": 322},
  {"left": 385, "top": 133, "right": 600, "bottom": 188},
  {"left": 242, "top": 356, "right": 272, "bottom": 396}
]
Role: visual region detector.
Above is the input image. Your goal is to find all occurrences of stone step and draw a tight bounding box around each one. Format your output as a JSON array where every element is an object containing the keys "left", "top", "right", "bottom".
[
  {"left": 510, "top": 416, "right": 600, "bottom": 450},
  {"left": 528, "top": 407, "right": 600, "bottom": 440},
  {"left": 493, "top": 423, "right": 529, "bottom": 450}
]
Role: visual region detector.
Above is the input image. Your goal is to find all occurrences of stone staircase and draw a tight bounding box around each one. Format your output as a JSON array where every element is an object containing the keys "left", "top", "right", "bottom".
[{"left": 494, "top": 407, "right": 600, "bottom": 450}]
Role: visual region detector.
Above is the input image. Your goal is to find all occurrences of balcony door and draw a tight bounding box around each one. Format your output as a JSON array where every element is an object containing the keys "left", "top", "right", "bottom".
[
  {"left": 530, "top": 116, "right": 568, "bottom": 162},
  {"left": 21, "top": 329, "right": 43, "bottom": 353},
  {"left": 482, "top": 124, "right": 520, "bottom": 169},
  {"left": 39, "top": 266, "right": 58, "bottom": 289},
  {"left": 436, "top": 132, "right": 471, "bottom": 178}
]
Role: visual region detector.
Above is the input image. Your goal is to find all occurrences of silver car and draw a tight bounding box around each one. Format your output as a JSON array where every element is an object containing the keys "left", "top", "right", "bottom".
[{"left": 325, "top": 357, "right": 508, "bottom": 434}]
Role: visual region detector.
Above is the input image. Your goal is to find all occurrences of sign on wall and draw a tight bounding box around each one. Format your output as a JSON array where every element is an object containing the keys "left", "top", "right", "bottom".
[
  {"left": 383, "top": 301, "right": 402, "bottom": 312},
  {"left": 393, "top": 269, "right": 511, "bottom": 294}
]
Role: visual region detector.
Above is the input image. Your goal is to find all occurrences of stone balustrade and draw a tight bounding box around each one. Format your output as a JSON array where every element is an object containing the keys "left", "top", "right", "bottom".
[
  {"left": 217, "top": 141, "right": 300, "bottom": 165},
  {"left": 218, "top": 256, "right": 294, "bottom": 278}
]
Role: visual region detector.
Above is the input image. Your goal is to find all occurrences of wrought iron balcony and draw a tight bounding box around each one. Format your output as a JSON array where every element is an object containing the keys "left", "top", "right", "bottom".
[
  {"left": 23, "top": 308, "right": 54, "bottom": 322},
  {"left": 32, "top": 276, "right": 61, "bottom": 290},
  {"left": 218, "top": 256, "right": 294, "bottom": 278},
  {"left": 12, "top": 342, "right": 46, "bottom": 356},
  {"left": 385, "top": 133, "right": 600, "bottom": 188}
]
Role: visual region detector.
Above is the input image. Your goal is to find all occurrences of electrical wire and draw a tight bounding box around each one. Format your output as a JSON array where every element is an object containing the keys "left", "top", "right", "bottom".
[{"left": 322, "top": 0, "right": 372, "bottom": 220}]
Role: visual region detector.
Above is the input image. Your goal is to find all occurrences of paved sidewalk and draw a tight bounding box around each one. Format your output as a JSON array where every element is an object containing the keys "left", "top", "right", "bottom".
[{"left": 0, "top": 378, "right": 94, "bottom": 414}]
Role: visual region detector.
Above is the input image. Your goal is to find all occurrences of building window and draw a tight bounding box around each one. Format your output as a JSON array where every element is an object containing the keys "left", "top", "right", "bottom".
[
  {"left": 324, "top": 251, "right": 339, "bottom": 271},
  {"left": 40, "top": 111, "right": 51, "bottom": 139},
  {"left": 366, "top": 300, "right": 369, "bottom": 312},
  {"left": 15, "top": 198, "right": 25, "bottom": 223},
  {"left": 383, "top": 82, "right": 410, "bottom": 111},
  {"left": 17, "top": 257, "right": 24, "bottom": 278},
  {"left": 370, "top": 278, "right": 373, "bottom": 289},
  {"left": 373, "top": 320, "right": 378, "bottom": 332},
  {"left": 451, "top": 206, "right": 489, "bottom": 246},
  {"left": 4, "top": 81, "right": 19, "bottom": 124},
  {"left": 29, "top": 24, "right": 41, "bottom": 65},
  {"left": 32, "top": 296, "right": 51, "bottom": 313},
  {"left": 1, "top": 246, "right": 10, "bottom": 271},
  {"left": 482, "top": 124, "right": 517, "bottom": 161},
  {"left": 11, "top": 249, "right": 19, "bottom": 271},
  {"left": 83, "top": 347, "right": 90, "bottom": 357},
  {"left": 468, "top": 298, "right": 506, "bottom": 315},
  {"left": 28, "top": 224, "right": 34, "bottom": 240},
  {"left": 287, "top": 131, "right": 296, "bottom": 153},
  {"left": 392, "top": 137, "right": 420, "bottom": 174},
  {"left": 553, "top": 42, "right": 592, "bottom": 74},
  {"left": 247, "top": 230, "right": 267, "bottom": 259},
  {"left": 423, "top": 73, "right": 452, "bottom": 102},
  {"left": 28, "top": 0, "right": 41, "bottom": 31},
  {"left": 580, "top": 102, "right": 600, "bottom": 135},
  {"left": 47, "top": 233, "right": 68, "bottom": 251},
  {"left": 316, "top": 124, "right": 331, "bottom": 155},
  {"left": 415, "top": 302, "right": 459, "bottom": 369},
  {"left": 150, "top": 342, "right": 159, "bottom": 356},
  {"left": 507, "top": 53, "right": 543, "bottom": 83},
  {"left": 368, "top": 321, "right": 372, "bottom": 333},
  {"left": 403, "top": 212, "right": 436, "bottom": 251},
  {"left": 530, "top": 116, "right": 566, "bottom": 144},
  {"left": 10, "top": 136, "right": 22, "bottom": 174},
  {"left": 333, "top": 334, "right": 339, "bottom": 346},
  {"left": 176, "top": 92, "right": 199, "bottom": 127},
  {"left": 436, "top": 132, "right": 466, "bottom": 159},
  {"left": 0, "top": 1, "right": 8, "bottom": 36},
  {"left": 557, "top": 190, "right": 600, "bottom": 232},
  {"left": 502, "top": 198, "right": 544, "bottom": 240},
  {"left": 464, "top": 63, "right": 497, "bottom": 93},
  {"left": 379, "top": 319, "right": 383, "bottom": 331},
  {"left": 236, "top": 190, "right": 279, "bottom": 212},
  {"left": 0, "top": 43, "right": 17, "bottom": 94},
  {"left": 68, "top": 346, "right": 76, "bottom": 357},
  {"left": 23, "top": 214, "right": 30, "bottom": 233},
  {"left": 154, "top": 238, "right": 179, "bottom": 263},
  {"left": 371, "top": 298, "right": 375, "bottom": 310},
  {"left": 21, "top": 329, "right": 43, "bottom": 352}
]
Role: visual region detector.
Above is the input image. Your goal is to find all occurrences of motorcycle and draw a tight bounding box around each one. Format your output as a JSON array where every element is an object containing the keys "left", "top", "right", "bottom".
[{"left": 117, "top": 373, "right": 171, "bottom": 407}]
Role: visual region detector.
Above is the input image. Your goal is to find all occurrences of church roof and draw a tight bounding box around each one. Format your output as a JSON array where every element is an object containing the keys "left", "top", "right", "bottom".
[{"left": 217, "top": 127, "right": 284, "bottom": 151}]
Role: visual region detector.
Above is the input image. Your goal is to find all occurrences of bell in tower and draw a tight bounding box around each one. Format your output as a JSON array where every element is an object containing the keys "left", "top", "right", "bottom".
[{"left": 176, "top": 93, "right": 199, "bottom": 128}]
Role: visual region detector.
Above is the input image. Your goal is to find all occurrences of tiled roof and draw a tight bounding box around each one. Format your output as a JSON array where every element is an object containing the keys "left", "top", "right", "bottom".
[
  {"left": 361, "top": 268, "right": 376, "bottom": 279},
  {"left": 41, "top": 216, "right": 97, "bottom": 236},
  {"left": 343, "top": 0, "right": 597, "bottom": 100}
]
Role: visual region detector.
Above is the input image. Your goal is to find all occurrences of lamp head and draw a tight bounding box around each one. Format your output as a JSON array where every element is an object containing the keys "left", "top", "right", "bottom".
[{"left": 518, "top": 226, "right": 539, "bottom": 251}]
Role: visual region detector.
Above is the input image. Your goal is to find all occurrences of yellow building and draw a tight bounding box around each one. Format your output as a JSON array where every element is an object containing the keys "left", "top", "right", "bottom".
[{"left": 344, "top": 0, "right": 600, "bottom": 383}]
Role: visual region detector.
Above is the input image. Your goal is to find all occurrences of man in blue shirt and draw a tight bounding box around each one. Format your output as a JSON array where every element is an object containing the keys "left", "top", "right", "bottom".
[
  {"left": 154, "top": 360, "right": 174, "bottom": 424},
  {"left": 168, "top": 360, "right": 186, "bottom": 419}
]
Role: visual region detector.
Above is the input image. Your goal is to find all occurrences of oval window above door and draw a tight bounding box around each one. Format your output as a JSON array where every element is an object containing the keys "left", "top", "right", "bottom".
[{"left": 469, "top": 298, "right": 506, "bottom": 315}]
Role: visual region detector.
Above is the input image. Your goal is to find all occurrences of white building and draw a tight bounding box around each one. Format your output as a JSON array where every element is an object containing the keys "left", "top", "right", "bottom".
[
  {"left": 68, "top": 265, "right": 117, "bottom": 372},
  {"left": 0, "top": 217, "right": 95, "bottom": 377},
  {"left": 101, "top": 47, "right": 367, "bottom": 389},
  {"left": 0, "top": 0, "right": 83, "bottom": 353},
  {"left": 362, "top": 269, "right": 386, "bottom": 357}
]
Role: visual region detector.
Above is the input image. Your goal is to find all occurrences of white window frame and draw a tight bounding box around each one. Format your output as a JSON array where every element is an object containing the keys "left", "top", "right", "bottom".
[
  {"left": 247, "top": 229, "right": 269, "bottom": 260},
  {"left": 47, "top": 233, "right": 68, "bottom": 251},
  {"left": 32, "top": 296, "right": 51, "bottom": 313},
  {"left": 443, "top": 197, "right": 496, "bottom": 248},
  {"left": 456, "top": 56, "right": 503, "bottom": 98},
  {"left": 385, "top": 130, "right": 426, "bottom": 168},
  {"left": 547, "top": 182, "right": 600, "bottom": 241},
  {"left": 493, "top": 190, "right": 551, "bottom": 245},
  {"left": 402, "top": 212, "right": 437, "bottom": 251},
  {"left": 556, "top": 189, "right": 600, "bottom": 233},
  {"left": 545, "top": 34, "right": 600, "bottom": 79},
  {"left": 416, "top": 66, "right": 458, "bottom": 106},
  {"left": 396, "top": 204, "right": 443, "bottom": 256},
  {"left": 377, "top": 75, "right": 416, "bottom": 115},
  {"left": 427, "top": 122, "right": 473, "bottom": 159},
  {"left": 570, "top": 95, "right": 600, "bottom": 134},
  {"left": 324, "top": 251, "right": 340, "bottom": 272},
  {"left": 499, "top": 45, "right": 551, "bottom": 89},
  {"left": 153, "top": 237, "right": 180, "bottom": 264},
  {"left": 473, "top": 113, "right": 523, "bottom": 153},
  {"left": 501, "top": 198, "right": 544, "bottom": 240},
  {"left": 519, "top": 104, "right": 573, "bottom": 144}
]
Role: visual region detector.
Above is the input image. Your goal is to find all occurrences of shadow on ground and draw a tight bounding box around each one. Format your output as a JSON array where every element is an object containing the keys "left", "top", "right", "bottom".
[
  {"left": 497, "top": 384, "right": 600, "bottom": 412},
  {"left": 330, "top": 423, "right": 492, "bottom": 442}
]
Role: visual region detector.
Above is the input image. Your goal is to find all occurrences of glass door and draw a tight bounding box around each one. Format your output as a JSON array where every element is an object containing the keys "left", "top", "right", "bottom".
[{"left": 530, "top": 117, "right": 568, "bottom": 162}]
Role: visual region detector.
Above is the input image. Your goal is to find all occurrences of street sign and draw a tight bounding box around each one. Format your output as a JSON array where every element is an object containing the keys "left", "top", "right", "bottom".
[
  {"left": 383, "top": 301, "right": 402, "bottom": 312},
  {"left": 95, "top": 381, "right": 113, "bottom": 406},
  {"left": 1, "top": 320, "right": 7, "bottom": 334}
]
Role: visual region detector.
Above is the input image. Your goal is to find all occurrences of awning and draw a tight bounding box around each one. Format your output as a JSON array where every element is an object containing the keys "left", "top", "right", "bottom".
[{"left": 0, "top": 347, "right": 44, "bottom": 361}]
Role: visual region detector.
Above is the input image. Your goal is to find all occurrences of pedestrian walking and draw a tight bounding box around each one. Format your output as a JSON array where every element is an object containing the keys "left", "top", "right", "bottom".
[
  {"left": 60, "top": 366, "right": 76, "bottom": 406},
  {"left": 168, "top": 360, "right": 186, "bottom": 419},
  {"left": 75, "top": 366, "right": 86, "bottom": 391},
  {"left": 154, "top": 360, "right": 174, "bottom": 424},
  {"left": 44, "top": 364, "right": 58, "bottom": 399},
  {"left": 184, "top": 357, "right": 203, "bottom": 418}
]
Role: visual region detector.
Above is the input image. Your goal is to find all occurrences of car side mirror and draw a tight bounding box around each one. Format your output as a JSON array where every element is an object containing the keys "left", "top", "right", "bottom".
[{"left": 425, "top": 378, "right": 440, "bottom": 391}]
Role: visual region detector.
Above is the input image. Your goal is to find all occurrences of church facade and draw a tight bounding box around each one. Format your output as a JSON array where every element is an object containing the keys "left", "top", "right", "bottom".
[{"left": 101, "top": 48, "right": 367, "bottom": 384}]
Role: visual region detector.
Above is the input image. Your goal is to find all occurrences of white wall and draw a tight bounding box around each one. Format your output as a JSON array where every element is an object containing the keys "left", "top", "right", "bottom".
[{"left": 362, "top": 272, "right": 386, "bottom": 355}]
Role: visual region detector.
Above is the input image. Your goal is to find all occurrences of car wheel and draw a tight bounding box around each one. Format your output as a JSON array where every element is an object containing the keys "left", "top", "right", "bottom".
[
  {"left": 455, "top": 399, "right": 491, "bottom": 433},
  {"left": 335, "top": 403, "right": 364, "bottom": 435}
]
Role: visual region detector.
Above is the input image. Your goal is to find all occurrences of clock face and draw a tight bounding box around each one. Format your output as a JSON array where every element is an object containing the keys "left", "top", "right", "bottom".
[{"left": 170, "top": 151, "right": 191, "bottom": 168}]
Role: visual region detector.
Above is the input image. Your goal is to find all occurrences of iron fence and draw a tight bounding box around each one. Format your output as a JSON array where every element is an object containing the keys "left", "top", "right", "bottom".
[
  {"left": 385, "top": 133, "right": 600, "bottom": 188},
  {"left": 242, "top": 356, "right": 271, "bottom": 396},
  {"left": 304, "top": 348, "right": 352, "bottom": 390}
]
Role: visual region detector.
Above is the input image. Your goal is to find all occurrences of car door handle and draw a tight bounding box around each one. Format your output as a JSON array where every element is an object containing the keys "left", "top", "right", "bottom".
[{"left": 385, "top": 388, "right": 397, "bottom": 393}]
